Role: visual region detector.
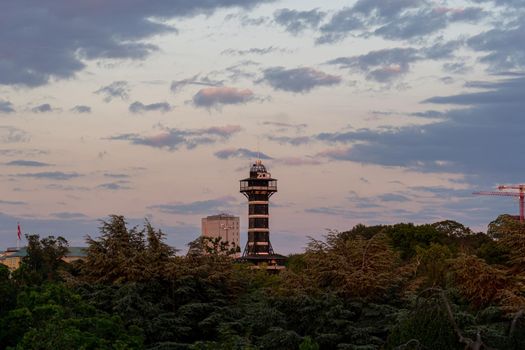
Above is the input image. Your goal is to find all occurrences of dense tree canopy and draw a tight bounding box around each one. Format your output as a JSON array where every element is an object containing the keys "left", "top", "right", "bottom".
[{"left": 0, "top": 214, "right": 524, "bottom": 349}]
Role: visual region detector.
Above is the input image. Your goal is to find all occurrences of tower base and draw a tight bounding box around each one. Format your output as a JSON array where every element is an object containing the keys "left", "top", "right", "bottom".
[{"left": 237, "top": 254, "right": 287, "bottom": 271}]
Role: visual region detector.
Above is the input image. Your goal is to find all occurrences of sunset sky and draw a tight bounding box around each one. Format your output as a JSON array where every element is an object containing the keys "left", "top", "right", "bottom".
[{"left": 1, "top": 0, "right": 524, "bottom": 253}]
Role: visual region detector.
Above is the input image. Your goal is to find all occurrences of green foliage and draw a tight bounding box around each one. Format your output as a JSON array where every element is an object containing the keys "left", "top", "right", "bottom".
[
  {"left": 297, "top": 230, "right": 408, "bottom": 300},
  {"left": 2, "top": 216, "right": 525, "bottom": 349},
  {"left": 388, "top": 294, "right": 460, "bottom": 350},
  {"left": 299, "top": 337, "right": 319, "bottom": 350},
  {"left": 476, "top": 240, "right": 509, "bottom": 265},
  {"left": 187, "top": 236, "right": 240, "bottom": 257},
  {"left": 0, "top": 265, "right": 16, "bottom": 317},
  {"left": 432, "top": 220, "right": 473, "bottom": 239},
  {"left": 487, "top": 214, "right": 525, "bottom": 239},
  {"left": 13, "top": 234, "right": 69, "bottom": 285},
  {"left": 414, "top": 243, "right": 451, "bottom": 287},
  {"left": 0, "top": 283, "right": 143, "bottom": 349},
  {"left": 81, "top": 215, "right": 176, "bottom": 284},
  {"left": 284, "top": 253, "right": 306, "bottom": 273},
  {"left": 386, "top": 223, "right": 444, "bottom": 260}
]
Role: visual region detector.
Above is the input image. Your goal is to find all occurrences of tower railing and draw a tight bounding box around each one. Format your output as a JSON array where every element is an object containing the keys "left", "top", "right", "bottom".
[{"left": 240, "top": 184, "right": 277, "bottom": 191}]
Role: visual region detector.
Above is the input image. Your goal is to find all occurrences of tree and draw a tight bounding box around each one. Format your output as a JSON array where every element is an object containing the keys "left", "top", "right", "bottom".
[
  {"left": 451, "top": 254, "right": 509, "bottom": 309},
  {"left": 0, "top": 265, "right": 15, "bottom": 317},
  {"left": 414, "top": 243, "right": 451, "bottom": 287},
  {"left": 1, "top": 283, "right": 143, "bottom": 349},
  {"left": 432, "top": 220, "right": 473, "bottom": 239},
  {"left": 81, "top": 215, "right": 176, "bottom": 284},
  {"left": 187, "top": 236, "right": 239, "bottom": 257},
  {"left": 298, "top": 230, "right": 411, "bottom": 300},
  {"left": 13, "top": 234, "right": 69, "bottom": 285},
  {"left": 487, "top": 214, "right": 525, "bottom": 239},
  {"left": 386, "top": 223, "right": 444, "bottom": 260},
  {"left": 299, "top": 336, "right": 320, "bottom": 350}
]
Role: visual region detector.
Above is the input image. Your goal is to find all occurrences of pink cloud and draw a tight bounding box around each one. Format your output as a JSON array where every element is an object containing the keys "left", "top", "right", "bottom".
[{"left": 193, "top": 87, "right": 255, "bottom": 108}]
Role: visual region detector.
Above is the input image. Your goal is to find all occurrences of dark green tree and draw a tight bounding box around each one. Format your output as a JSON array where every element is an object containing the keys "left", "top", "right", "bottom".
[
  {"left": 0, "top": 265, "right": 15, "bottom": 317},
  {"left": 13, "top": 234, "right": 68, "bottom": 285},
  {"left": 81, "top": 215, "right": 176, "bottom": 284}
]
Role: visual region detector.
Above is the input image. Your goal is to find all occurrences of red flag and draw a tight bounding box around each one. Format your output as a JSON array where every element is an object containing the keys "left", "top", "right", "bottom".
[{"left": 17, "top": 223, "right": 21, "bottom": 240}]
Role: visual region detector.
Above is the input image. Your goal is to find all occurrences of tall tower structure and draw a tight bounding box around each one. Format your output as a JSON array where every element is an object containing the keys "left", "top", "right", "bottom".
[{"left": 240, "top": 160, "right": 285, "bottom": 268}]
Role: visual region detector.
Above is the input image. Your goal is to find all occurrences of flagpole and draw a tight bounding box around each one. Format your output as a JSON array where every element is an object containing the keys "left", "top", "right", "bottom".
[{"left": 17, "top": 222, "right": 21, "bottom": 250}]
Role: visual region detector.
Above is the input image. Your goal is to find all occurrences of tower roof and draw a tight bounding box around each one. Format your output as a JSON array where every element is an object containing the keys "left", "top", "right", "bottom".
[{"left": 250, "top": 159, "right": 267, "bottom": 174}]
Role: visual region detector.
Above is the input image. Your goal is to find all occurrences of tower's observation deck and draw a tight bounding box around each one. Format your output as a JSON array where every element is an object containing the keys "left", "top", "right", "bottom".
[
  {"left": 240, "top": 160, "right": 277, "bottom": 256},
  {"left": 239, "top": 160, "right": 285, "bottom": 268}
]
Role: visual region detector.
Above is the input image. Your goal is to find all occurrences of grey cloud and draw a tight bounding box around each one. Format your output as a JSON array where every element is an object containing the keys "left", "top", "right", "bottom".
[
  {"left": 1, "top": 1, "right": 272, "bottom": 87},
  {"left": 109, "top": 125, "right": 241, "bottom": 151},
  {"left": 95, "top": 81, "right": 130, "bottom": 102},
  {"left": 170, "top": 75, "right": 223, "bottom": 94},
  {"left": 267, "top": 135, "right": 311, "bottom": 146},
  {"left": 316, "top": 1, "right": 485, "bottom": 44},
  {"left": 449, "top": 7, "right": 486, "bottom": 22},
  {"left": 328, "top": 48, "right": 419, "bottom": 82},
  {"left": 273, "top": 8, "right": 326, "bottom": 34},
  {"left": 483, "top": 0, "right": 525, "bottom": 8},
  {"left": 346, "top": 191, "right": 381, "bottom": 209},
  {"left": 410, "top": 110, "right": 445, "bottom": 118},
  {"left": 46, "top": 184, "right": 90, "bottom": 191},
  {"left": 0, "top": 126, "right": 30, "bottom": 143},
  {"left": 468, "top": 19, "right": 525, "bottom": 71},
  {"left": 352, "top": 0, "right": 422, "bottom": 17},
  {"left": 328, "top": 41, "right": 462, "bottom": 82},
  {"left": 51, "top": 212, "right": 88, "bottom": 219},
  {"left": 71, "top": 105, "right": 92, "bottom": 113},
  {"left": 149, "top": 196, "right": 237, "bottom": 215},
  {"left": 129, "top": 101, "right": 173, "bottom": 114},
  {"left": 103, "top": 173, "right": 129, "bottom": 179},
  {"left": 0, "top": 149, "right": 46, "bottom": 157},
  {"left": 192, "top": 87, "right": 255, "bottom": 109},
  {"left": 17, "top": 171, "right": 82, "bottom": 180},
  {"left": 422, "top": 40, "right": 462, "bottom": 60},
  {"left": 31, "top": 103, "right": 54, "bottom": 113},
  {"left": 316, "top": 8, "right": 363, "bottom": 44},
  {"left": 378, "top": 193, "right": 410, "bottom": 202},
  {"left": 315, "top": 0, "right": 420, "bottom": 44},
  {"left": 225, "top": 13, "right": 270, "bottom": 26},
  {"left": 374, "top": 6, "right": 486, "bottom": 41},
  {"left": 0, "top": 200, "right": 26, "bottom": 206},
  {"left": 0, "top": 100, "right": 15, "bottom": 113},
  {"left": 260, "top": 67, "right": 341, "bottom": 93},
  {"left": 423, "top": 78, "right": 523, "bottom": 105},
  {"left": 373, "top": 9, "right": 449, "bottom": 40},
  {"left": 5, "top": 160, "right": 51, "bottom": 167},
  {"left": 222, "top": 61, "right": 260, "bottom": 82},
  {"left": 97, "top": 181, "right": 131, "bottom": 190},
  {"left": 443, "top": 62, "right": 471, "bottom": 74},
  {"left": 316, "top": 76, "right": 525, "bottom": 184},
  {"left": 221, "top": 46, "right": 292, "bottom": 56},
  {"left": 408, "top": 186, "right": 473, "bottom": 200},
  {"left": 214, "top": 148, "right": 272, "bottom": 159},
  {"left": 262, "top": 121, "right": 308, "bottom": 133}
]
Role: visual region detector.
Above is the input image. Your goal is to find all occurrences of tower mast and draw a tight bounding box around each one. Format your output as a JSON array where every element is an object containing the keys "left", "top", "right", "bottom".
[{"left": 239, "top": 159, "right": 285, "bottom": 269}]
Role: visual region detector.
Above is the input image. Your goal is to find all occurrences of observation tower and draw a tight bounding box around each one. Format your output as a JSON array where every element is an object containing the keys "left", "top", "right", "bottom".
[{"left": 239, "top": 160, "right": 285, "bottom": 269}]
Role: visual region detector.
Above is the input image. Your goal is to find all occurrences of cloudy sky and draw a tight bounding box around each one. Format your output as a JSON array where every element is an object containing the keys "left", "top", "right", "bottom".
[{"left": 1, "top": 0, "right": 524, "bottom": 253}]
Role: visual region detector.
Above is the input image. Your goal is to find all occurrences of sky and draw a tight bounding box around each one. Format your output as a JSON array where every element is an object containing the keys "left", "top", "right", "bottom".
[{"left": 1, "top": 0, "right": 525, "bottom": 254}]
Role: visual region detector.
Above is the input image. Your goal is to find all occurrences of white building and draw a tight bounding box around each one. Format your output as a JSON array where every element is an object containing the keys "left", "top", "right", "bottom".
[{"left": 201, "top": 214, "right": 240, "bottom": 256}]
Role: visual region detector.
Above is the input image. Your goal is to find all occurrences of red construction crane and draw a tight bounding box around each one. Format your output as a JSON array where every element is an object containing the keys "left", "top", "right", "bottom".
[{"left": 473, "top": 185, "right": 525, "bottom": 223}]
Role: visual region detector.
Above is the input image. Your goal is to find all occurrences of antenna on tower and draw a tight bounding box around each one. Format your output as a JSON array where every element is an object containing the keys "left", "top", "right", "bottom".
[{"left": 257, "top": 136, "right": 260, "bottom": 161}]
